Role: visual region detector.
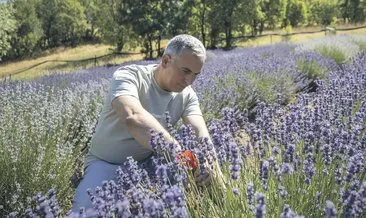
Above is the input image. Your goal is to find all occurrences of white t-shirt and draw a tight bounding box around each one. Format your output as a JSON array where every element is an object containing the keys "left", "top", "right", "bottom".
[{"left": 86, "top": 64, "right": 202, "bottom": 166}]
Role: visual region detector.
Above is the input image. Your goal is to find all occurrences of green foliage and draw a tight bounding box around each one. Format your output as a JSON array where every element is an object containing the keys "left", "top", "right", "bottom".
[
  {"left": 247, "top": 71, "right": 295, "bottom": 104},
  {"left": 0, "top": 0, "right": 365, "bottom": 61},
  {"left": 316, "top": 45, "right": 347, "bottom": 65},
  {"left": 0, "top": 3, "right": 16, "bottom": 61},
  {"left": 187, "top": 0, "right": 211, "bottom": 47},
  {"left": 237, "top": 0, "right": 265, "bottom": 36},
  {"left": 0, "top": 83, "right": 107, "bottom": 216},
  {"left": 281, "top": 25, "right": 293, "bottom": 41},
  {"left": 284, "top": 0, "right": 307, "bottom": 27},
  {"left": 351, "top": 38, "right": 366, "bottom": 52},
  {"left": 200, "top": 70, "right": 296, "bottom": 120},
  {"left": 38, "top": 0, "right": 88, "bottom": 47},
  {"left": 339, "top": 0, "right": 366, "bottom": 23},
  {"left": 296, "top": 58, "right": 326, "bottom": 80},
  {"left": 90, "top": 0, "right": 136, "bottom": 52},
  {"left": 261, "top": 0, "right": 288, "bottom": 29},
  {"left": 79, "top": 0, "right": 101, "bottom": 41},
  {"left": 7, "top": 0, "right": 43, "bottom": 59},
  {"left": 308, "top": 0, "right": 339, "bottom": 26}
]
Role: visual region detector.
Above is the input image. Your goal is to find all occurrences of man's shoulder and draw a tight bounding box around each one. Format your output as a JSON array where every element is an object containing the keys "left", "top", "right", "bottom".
[
  {"left": 115, "top": 64, "right": 156, "bottom": 75},
  {"left": 113, "top": 64, "right": 156, "bottom": 81}
]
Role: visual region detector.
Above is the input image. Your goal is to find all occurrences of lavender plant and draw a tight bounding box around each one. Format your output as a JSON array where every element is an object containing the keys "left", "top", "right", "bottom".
[{"left": 1, "top": 36, "right": 366, "bottom": 217}]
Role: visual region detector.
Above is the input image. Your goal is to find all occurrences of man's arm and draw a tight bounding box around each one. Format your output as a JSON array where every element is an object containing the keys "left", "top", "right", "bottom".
[
  {"left": 112, "top": 95, "right": 181, "bottom": 151},
  {"left": 182, "top": 115, "right": 211, "bottom": 141},
  {"left": 183, "top": 115, "right": 226, "bottom": 187}
]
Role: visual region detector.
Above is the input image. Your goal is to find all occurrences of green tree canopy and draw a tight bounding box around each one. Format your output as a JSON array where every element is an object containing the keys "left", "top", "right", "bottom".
[
  {"left": 0, "top": 3, "right": 16, "bottom": 61},
  {"left": 7, "top": 0, "right": 43, "bottom": 59},
  {"left": 284, "top": 0, "right": 307, "bottom": 27},
  {"left": 38, "top": 0, "right": 87, "bottom": 47}
]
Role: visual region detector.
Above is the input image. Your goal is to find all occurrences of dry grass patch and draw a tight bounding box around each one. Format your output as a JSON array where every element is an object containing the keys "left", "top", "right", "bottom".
[
  {"left": 236, "top": 24, "right": 366, "bottom": 48},
  {"left": 0, "top": 40, "right": 170, "bottom": 80}
]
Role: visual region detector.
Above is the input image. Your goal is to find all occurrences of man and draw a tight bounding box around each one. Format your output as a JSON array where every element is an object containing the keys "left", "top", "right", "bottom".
[{"left": 72, "top": 34, "right": 221, "bottom": 211}]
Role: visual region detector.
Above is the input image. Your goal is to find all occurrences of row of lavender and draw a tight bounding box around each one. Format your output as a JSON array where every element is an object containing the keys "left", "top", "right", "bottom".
[
  {"left": 66, "top": 51, "right": 366, "bottom": 217},
  {"left": 61, "top": 52, "right": 366, "bottom": 217},
  {"left": 0, "top": 35, "right": 365, "bottom": 217}
]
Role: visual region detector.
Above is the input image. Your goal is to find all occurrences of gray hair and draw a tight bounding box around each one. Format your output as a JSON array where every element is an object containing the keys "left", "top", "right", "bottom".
[{"left": 163, "top": 34, "right": 206, "bottom": 62}]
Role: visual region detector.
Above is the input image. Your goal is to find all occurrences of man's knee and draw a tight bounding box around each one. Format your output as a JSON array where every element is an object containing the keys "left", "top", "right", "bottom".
[{"left": 71, "top": 160, "right": 119, "bottom": 212}]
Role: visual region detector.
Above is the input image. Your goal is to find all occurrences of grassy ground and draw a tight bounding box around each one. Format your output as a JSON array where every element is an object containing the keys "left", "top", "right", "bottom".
[
  {"left": 236, "top": 23, "right": 366, "bottom": 47},
  {"left": 0, "top": 44, "right": 145, "bottom": 80},
  {"left": 1, "top": 24, "right": 365, "bottom": 81}
]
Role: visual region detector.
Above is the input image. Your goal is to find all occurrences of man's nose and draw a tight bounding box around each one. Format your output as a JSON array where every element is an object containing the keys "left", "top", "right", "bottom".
[{"left": 185, "top": 75, "right": 195, "bottom": 85}]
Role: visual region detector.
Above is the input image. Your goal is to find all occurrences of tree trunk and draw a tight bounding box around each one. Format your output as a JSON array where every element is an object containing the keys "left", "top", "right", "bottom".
[
  {"left": 209, "top": 27, "right": 219, "bottom": 49},
  {"left": 259, "top": 21, "right": 265, "bottom": 35},
  {"left": 116, "top": 41, "right": 124, "bottom": 52},
  {"left": 149, "top": 36, "right": 153, "bottom": 59},
  {"left": 200, "top": 0, "right": 206, "bottom": 47},
  {"left": 225, "top": 22, "right": 232, "bottom": 49},
  {"left": 252, "top": 19, "right": 258, "bottom": 36},
  {"left": 157, "top": 34, "right": 161, "bottom": 57}
]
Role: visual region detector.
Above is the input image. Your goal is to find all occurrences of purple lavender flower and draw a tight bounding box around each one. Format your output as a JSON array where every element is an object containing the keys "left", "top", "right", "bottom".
[
  {"left": 142, "top": 198, "right": 164, "bottom": 217},
  {"left": 316, "top": 191, "right": 322, "bottom": 208},
  {"left": 278, "top": 186, "right": 288, "bottom": 198},
  {"left": 280, "top": 204, "right": 303, "bottom": 218},
  {"left": 325, "top": 200, "right": 337, "bottom": 218},
  {"left": 229, "top": 141, "right": 241, "bottom": 180},
  {"left": 356, "top": 182, "right": 366, "bottom": 214},
  {"left": 162, "top": 185, "right": 187, "bottom": 217},
  {"left": 284, "top": 143, "right": 295, "bottom": 163},
  {"left": 233, "top": 188, "right": 240, "bottom": 195},
  {"left": 115, "top": 200, "right": 131, "bottom": 217},
  {"left": 255, "top": 193, "right": 266, "bottom": 218},
  {"left": 260, "top": 160, "right": 269, "bottom": 190},
  {"left": 247, "top": 183, "right": 255, "bottom": 208},
  {"left": 342, "top": 190, "right": 358, "bottom": 217},
  {"left": 344, "top": 154, "right": 364, "bottom": 182},
  {"left": 155, "top": 164, "right": 169, "bottom": 184},
  {"left": 281, "top": 163, "right": 294, "bottom": 175},
  {"left": 335, "top": 167, "right": 343, "bottom": 185}
]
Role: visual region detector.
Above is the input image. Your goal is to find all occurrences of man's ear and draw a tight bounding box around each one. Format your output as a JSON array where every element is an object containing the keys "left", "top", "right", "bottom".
[{"left": 161, "top": 54, "right": 171, "bottom": 67}]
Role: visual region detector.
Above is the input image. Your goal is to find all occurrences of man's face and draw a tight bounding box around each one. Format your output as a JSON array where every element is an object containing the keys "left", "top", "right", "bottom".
[{"left": 164, "top": 51, "right": 204, "bottom": 92}]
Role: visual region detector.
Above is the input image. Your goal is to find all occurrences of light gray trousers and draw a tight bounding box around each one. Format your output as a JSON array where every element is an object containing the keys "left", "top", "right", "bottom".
[
  {"left": 71, "top": 159, "right": 121, "bottom": 212},
  {"left": 71, "top": 156, "right": 155, "bottom": 213}
]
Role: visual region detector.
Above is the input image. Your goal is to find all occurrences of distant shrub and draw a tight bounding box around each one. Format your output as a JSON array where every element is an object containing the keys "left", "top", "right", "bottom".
[
  {"left": 296, "top": 58, "right": 326, "bottom": 80},
  {"left": 316, "top": 45, "right": 347, "bottom": 65}
]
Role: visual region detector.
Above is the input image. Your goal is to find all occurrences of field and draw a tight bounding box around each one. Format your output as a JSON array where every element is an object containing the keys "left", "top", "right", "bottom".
[
  {"left": 1, "top": 24, "right": 365, "bottom": 81},
  {"left": 0, "top": 35, "right": 366, "bottom": 217}
]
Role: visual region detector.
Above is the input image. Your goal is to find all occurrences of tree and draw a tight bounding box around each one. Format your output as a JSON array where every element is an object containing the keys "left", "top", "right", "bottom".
[
  {"left": 221, "top": 0, "right": 241, "bottom": 49},
  {"left": 284, "top": 0, "right": 307, "bottom": 27},
  {"left": 309, "top": 0, "right": 339, "bottom": 26},
  {"left": 118, "top": 0, "right": 192, "bottom": 59},
  {"left": 206, "top": 0, "right": 243, "bottom": 49},
  {"left": 7, "top": 0, "right": 43, "bottom": 59},
  {"left": 339, "top": 0, "right": 366, "bottom": 23},
  {"left": 0, "top": 3, "right": 16, "bottom": 61},
  {"left": 38, "top": 0, "right": 87, "bottom": 48},
  {"left": 188, "top": 0, "right": 209, "bottom": 47},
  {"left": 340, "top": 0, "right": 352, "bottom": 22},
  {"left": 206, "top": 0, "right": 223, "bottom": 48},
  {"left": 114, "top": 0, "right": 163, "bottom": 58},
  {"left": 237, "top": 0, "right": 265, "bottom": 36},
  {"left": 261, "top": 0, "right": 287, "bottom": 29},
  {"left": 79, "top": 0, "right": 100, "bottom": 41}
]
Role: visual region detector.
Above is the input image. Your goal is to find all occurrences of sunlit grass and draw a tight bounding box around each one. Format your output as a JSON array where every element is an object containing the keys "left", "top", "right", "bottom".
[
  {"left": 0, "top": 24, "right": 365, "bottom": 81},
  {"left": 0, "top": 44, "right": 112, "bottom": 76},
  {"left": 0, "top": 40, "right": 169, "bottom": 80},
  {"left": 11, "top": 53, "right": 145, "bottom": 80},
  {"left": 236, "top": 24, "right": 366, "bottom": 48}
]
